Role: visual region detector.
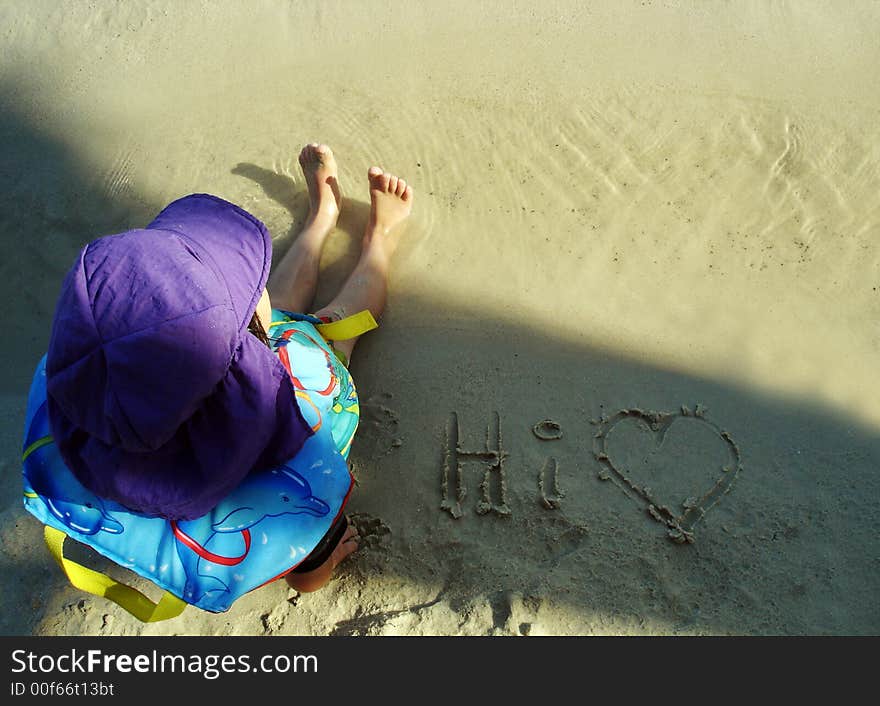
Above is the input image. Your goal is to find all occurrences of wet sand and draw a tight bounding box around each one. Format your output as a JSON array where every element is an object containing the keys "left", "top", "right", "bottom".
[{"left": 1, "top": 1, "right": 879, "bottom": 635}]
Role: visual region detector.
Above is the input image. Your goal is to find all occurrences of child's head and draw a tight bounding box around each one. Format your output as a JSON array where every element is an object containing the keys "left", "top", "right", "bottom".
[{"left": 45, "top": 194, "right": 312, "bottom": 520}]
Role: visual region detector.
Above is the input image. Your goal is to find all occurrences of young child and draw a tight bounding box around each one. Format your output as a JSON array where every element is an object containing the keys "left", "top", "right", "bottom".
[{"left": 44, "top": 143, "right": 413, "bottom": 596}]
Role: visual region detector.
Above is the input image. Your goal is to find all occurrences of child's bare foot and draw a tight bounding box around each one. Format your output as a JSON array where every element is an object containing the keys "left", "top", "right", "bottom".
[
  {"left": 363, "top": 166, "right": 414, "bottom": 266},
  {"left": 299, "top": 143, "right": 342, "bottom": 232},
  {"left": 284, "top": 520, "right": 360, "bottom": 593}
]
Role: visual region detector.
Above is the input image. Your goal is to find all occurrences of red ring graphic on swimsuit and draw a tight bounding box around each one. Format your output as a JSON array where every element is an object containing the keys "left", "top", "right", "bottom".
[
  {"left": 276, "top": 328, "right": 338, "bottom": 397},
  {"left": 171, "top": 522, "right": 252, "bottom": 566}
]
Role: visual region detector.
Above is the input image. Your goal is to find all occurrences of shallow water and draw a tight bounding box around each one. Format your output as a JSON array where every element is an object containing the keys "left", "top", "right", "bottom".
[
  {"left": 1, "top": 1, "right": 878, "bottom": 635},
  {"left": 4, "top": 1, "right": 878, "bottom": 423}
]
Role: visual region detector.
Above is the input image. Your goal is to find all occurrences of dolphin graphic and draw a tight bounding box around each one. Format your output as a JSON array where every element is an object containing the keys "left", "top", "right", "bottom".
[
  {"left": 173, "top": 465, "right": 330, "bottom": 603},
  {"left": 43, "top": 496, "right": 124, "bottom": 535},
  {"left": 212, "top": 466, "right": 331, "bottom": 531},
  {"left": 23, "top": 402, "right": 124, "bottom": 536}
]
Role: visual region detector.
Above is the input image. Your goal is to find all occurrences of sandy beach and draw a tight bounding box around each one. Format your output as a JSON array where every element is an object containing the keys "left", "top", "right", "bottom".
[{"left": 1, "top": 0, "right": 879, "bottom": 636}]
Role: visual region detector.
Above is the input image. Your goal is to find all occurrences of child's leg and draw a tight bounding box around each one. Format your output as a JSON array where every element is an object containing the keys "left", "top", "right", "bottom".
[
  {"left": 313, "top": 166, "right": 414, "bottom": 363},
  {"left": 285, "top": 520, "right": 360, "bottom": 593},
  {"left": 267, "top": 144, "right": 341, "bottom": 313}
]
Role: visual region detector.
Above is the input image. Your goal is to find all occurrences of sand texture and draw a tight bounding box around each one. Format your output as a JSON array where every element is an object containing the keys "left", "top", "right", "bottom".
[{"left": 1, "top": 1, "right": 879, "bottom": 636}]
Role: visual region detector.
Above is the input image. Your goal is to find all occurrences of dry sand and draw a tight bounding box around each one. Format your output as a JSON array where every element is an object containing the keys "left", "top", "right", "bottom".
[{"left": 1, "top": 0, "right": 879, "bottom": 636}]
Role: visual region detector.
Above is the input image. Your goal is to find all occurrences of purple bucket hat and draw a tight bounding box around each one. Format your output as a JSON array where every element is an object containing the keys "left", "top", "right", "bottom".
[{"left": 45, "top": 193, "right": 313, "bottom": 521}]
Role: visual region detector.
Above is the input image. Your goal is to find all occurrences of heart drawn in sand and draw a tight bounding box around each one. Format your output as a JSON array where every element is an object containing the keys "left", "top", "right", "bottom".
[{"left": 592, "top": 406, "right": 742, "bottom": 543}]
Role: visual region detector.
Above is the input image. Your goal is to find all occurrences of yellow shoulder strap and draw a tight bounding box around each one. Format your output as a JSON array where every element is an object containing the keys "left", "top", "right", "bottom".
[
  {"left": 315, "top": 309, "right": 378, "bottom": 341},
  {"left": 44, "top": 526, "right": 186, "bottom": 623}
]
